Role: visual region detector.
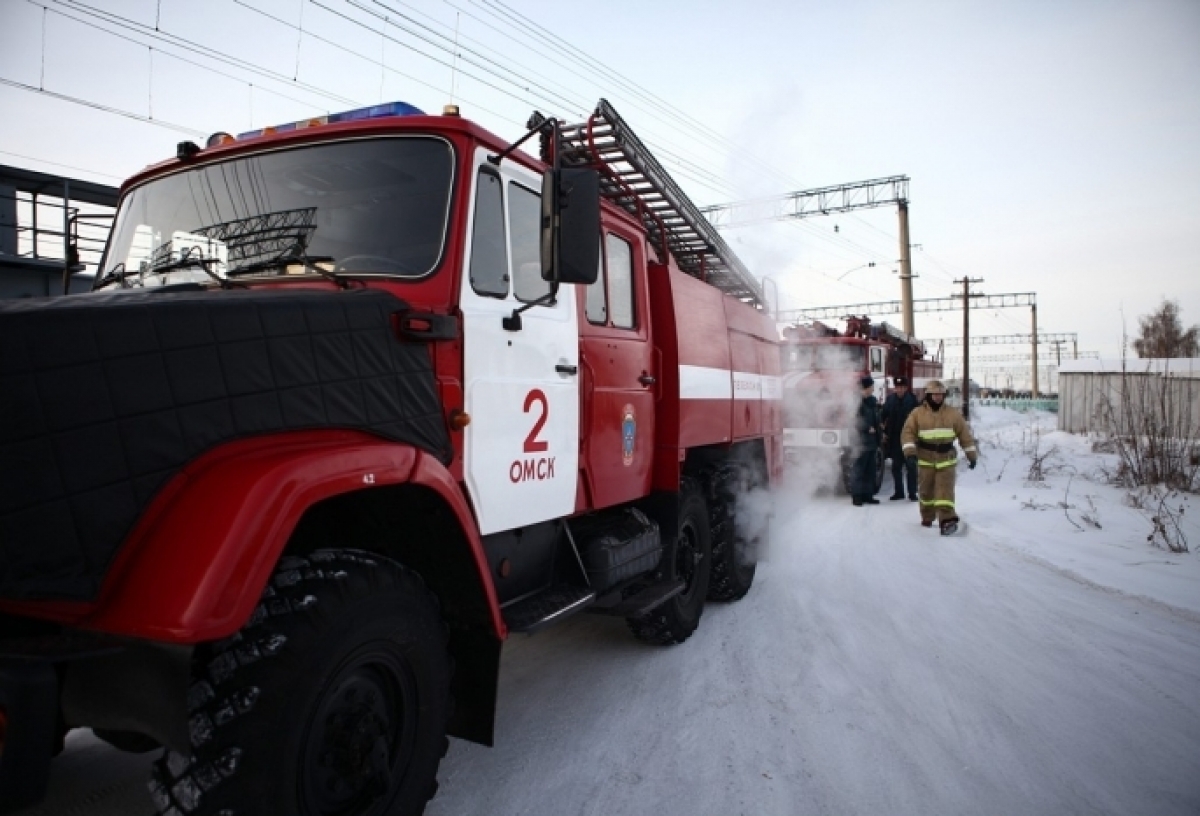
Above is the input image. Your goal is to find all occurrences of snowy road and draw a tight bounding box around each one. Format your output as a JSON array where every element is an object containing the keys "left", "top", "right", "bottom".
[{"left": 21, "top": 486, "right": 1200, "bottom": 816}]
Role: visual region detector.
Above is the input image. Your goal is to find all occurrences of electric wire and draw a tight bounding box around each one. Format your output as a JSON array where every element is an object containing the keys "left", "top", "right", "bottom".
[
  {"left": 35, "top": 4, "right": 355, "bottom": 118},
  {"left": 26, "top": 0, "right": 944, "bottom": 306},
  {"left": 55, "top": 0, "right": 360, "bottom": 107},
  {"left": 0, "top": 76, "right": 206, "bottom": 136},
  {"left": 466, "top": 0, "right": 809, "bottom": 191},
  {"left": 0, "top": 149, "right": 125, "bottom": 180}
]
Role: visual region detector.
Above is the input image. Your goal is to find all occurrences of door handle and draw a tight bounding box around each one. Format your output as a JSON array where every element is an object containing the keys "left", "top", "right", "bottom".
[
  {"left": 556, "top": 364, "right": 578, "bottom": 375},
  {"left": 639, "top": 374, "right": 656, "bottom": 386}
]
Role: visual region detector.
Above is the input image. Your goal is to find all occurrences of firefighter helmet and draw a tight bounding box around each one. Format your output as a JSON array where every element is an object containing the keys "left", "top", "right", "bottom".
[{"left": 924, "top": 379, "right": 947, "bottom": 394}]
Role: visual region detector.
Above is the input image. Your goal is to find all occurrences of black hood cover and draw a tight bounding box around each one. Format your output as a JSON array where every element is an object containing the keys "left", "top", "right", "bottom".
[{"left": 0, "top": 287, "right": 451, "bottom": 601}]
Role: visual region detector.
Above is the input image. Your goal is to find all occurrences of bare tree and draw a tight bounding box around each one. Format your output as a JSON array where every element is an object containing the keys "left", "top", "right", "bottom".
[{"left": 1133, "top": 299, "right": 1200, "bottom": 358}]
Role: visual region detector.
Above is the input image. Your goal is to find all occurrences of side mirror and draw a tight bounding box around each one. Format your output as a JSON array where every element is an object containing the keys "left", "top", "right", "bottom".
[{"left": 541, "top": 168, "right": 600, "bottom": 285}]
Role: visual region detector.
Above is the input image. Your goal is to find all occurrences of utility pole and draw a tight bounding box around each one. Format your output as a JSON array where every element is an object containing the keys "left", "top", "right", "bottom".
[
  {"left": 1030, "top": 302, "right": 1039, "bottom": 397},
  {"left": 955, "top": 277, "right": 983, "bottom": 419},
  {"left": 898, "top": 199, "right": 915, "bottom": 336},
  {"left": 1049, "top": 339, "right": 1066, "bottom": 394}
]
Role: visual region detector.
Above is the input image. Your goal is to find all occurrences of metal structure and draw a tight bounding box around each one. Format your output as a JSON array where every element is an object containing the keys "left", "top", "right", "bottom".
[
  {"left": 699, "top": 175, "right": 915, "bottom": 333},
  {"left": 943, "top": 352, "right": 1098, "bottom": 363},
  {"left": 777, "top": 292, "right": 1036, "bottom": 322},
  {"left": 0, "top": 164, "right": 118, "bottom": 298},
  {"left": 698, "top": 175, "right": 909, "bottom": 227},
  {"left": 780, "top": 291, "right": 1049, "bottom": 395},
  {"left": 938, "top": 333, "right": 1077, "bottom": 347},
  {"left": 556, "top": 99, "right": 765, "bottom": 308}
]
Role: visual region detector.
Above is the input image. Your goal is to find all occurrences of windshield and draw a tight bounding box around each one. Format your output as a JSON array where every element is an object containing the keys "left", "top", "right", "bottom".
[
  {"left": 98, "top": 137, "right": 454, "bottom": 289},
  {"left": 783, "top": 344, "right": 865, "bottom": 372}
]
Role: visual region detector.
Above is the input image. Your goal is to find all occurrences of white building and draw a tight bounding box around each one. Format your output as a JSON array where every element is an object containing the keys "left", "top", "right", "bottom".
[{"left": 1057, "top": 358, "right": 1200, "bottom": 434}]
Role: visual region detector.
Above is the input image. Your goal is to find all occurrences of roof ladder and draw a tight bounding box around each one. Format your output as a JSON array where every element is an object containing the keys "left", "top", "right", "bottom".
[{"left": 550, "top": 99, "right": 766, "bottom": 309}]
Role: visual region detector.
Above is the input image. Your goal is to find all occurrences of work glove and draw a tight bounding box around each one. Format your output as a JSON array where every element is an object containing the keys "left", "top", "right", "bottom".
[
  {"left": 968, "top": 459, "right": 977, "bottom": 470},
  {"left": 906, "top": 455, "right": 917, "bottom": 468}
]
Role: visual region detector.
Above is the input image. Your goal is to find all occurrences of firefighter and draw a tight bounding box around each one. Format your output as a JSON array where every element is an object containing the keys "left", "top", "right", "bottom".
[
  {"left": 899, "top": 379, "right": 978, "bottom": 533},
  {"left": 881, "top": 375, "right": 919, "bottom": 501},
  {"left": 851, "top": 376, "right": 881, "bottom": 506}
]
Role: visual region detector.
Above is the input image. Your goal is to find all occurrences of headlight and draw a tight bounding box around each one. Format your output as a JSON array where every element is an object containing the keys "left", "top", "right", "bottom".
[{"left": 821, "top": 432, "right": 838, "bottom": 444}]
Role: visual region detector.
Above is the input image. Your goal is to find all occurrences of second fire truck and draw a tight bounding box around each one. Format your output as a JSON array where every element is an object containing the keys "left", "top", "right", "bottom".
[{"left": 780, "top": 315, "right": 942, "bottom": 491}]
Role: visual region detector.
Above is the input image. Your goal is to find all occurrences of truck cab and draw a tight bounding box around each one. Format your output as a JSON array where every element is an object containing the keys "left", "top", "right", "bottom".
[{"left": 0, "top": 99, "right": 781, "bottom": 815}]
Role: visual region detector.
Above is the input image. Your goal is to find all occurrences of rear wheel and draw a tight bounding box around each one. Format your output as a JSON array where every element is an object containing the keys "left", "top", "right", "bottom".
[
  {"left": 627, "top": 478, "right": 712, "bottom": 645},
  {"left": 706, "top": 466, "right": 757, "bottom": 602},
  {"left": 149, "top": 550, "right": 451, "bottom": 816}
]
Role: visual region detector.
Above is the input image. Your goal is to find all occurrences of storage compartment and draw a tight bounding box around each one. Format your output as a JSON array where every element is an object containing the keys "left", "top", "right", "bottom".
[{"left": 570, "top": 508, "right": 661, "bottom": 592}]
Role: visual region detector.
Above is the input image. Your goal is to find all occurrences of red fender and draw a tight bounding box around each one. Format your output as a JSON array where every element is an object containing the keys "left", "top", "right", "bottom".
[{"left": 22, "top": 430, "right": 504, "bottom": 643}]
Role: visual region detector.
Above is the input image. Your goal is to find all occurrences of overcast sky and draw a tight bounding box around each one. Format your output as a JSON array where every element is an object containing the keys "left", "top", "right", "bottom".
[{"left": 2, "top": 0, "right": 1198, "bottom": 385}]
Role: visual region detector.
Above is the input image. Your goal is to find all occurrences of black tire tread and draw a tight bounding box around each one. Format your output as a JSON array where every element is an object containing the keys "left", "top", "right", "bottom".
[
  {"left": 625, "top": 477, "right": 711, "bottom": 645},
  {"left": 149, "top": 550, "right": 451, "bottom": 816}
]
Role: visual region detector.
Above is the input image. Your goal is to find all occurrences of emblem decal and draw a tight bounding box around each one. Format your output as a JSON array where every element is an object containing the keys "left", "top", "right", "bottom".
[{"left": 621, "top": 404, "right": 636, "bottom": 466}]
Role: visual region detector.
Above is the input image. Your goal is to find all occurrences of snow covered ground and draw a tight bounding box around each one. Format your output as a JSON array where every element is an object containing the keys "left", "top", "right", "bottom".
[
  {"left": 963, "top": 406, "right": 1200, "bottom": 619},
  {"left": 16, "top": 406, "right": 1200, "bottom": 815}
]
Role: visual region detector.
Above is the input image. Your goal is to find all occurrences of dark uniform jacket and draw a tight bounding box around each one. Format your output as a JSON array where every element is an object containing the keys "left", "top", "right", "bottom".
[
  {"left": 856, "top": 395, "right": 881, "bottom": 450},
  {"left": 881, "top": 390, "right": 918, "bottom": 455}
]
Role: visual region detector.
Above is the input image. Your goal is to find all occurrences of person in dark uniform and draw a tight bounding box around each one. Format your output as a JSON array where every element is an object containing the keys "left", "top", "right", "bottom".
[
  {"left": 881, "top": 376, "right": 919, "bottom": 501},
  {"left": 851, "top": 376, "right": 881, "bottom": 506}
]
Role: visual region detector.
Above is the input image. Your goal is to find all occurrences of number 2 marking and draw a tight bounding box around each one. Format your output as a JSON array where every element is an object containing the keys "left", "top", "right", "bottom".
[{"left": 523, "top": 389, "right": 549, "bottom": 453}]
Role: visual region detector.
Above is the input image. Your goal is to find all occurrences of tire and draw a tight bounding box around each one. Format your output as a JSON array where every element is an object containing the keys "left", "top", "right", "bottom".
[
  {"left": 149, "top": 550, "right": 452, "bottom": 816},
  {"left": 626, "top": 478, "right": 712, "bottom": 645},
  {"left": 706, "top": 467, "right": 756, "bottom": 602}
]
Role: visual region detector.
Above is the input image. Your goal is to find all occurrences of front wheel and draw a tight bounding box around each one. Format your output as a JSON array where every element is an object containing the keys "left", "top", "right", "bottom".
[
  {"left": 627, "top": 477, "right": 712, "bottom": 645},
  {"left": 150, "top": 550, "right": 452, "bottom": 816}
]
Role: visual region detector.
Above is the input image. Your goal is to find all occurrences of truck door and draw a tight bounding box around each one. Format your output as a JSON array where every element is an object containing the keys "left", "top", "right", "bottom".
[
  {"left": 870, "top": 344, "right": 887, "bottom": 401},
  {"left": 460, "top": 150, "right": 580, "bottom": 535},
  {"left": 579, "top": 229, "right": 654, "bottom": 509}
]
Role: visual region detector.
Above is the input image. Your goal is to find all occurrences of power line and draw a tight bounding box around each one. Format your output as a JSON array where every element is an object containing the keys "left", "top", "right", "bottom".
[
  {"left": 460, "top": 0, "right": 808, "bottom": 192},
  {"left": 0, "top": 149, "right": 126, "bottom": 180},
  {"left": 0, "top": 77, "right": 205, "bottom": 136}
]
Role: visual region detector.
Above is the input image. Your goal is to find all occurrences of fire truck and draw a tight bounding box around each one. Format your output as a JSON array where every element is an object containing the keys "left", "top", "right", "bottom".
[
  {"left": 780, "top": 315, "right": 941, "bottom": 492},
  {"left": 0, "top": 100, "right": 782, "bottom": 814}
]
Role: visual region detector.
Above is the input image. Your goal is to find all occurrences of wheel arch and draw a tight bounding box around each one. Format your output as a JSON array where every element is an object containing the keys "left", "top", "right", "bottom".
[
  {"left": 83, "top": 431, "right": 504, "bottom": 645},
  {"left": 283, "top": 478, "right": 504, "bottom": 745},
  {"left": 81, "top": 430, "right": 504, "bottom": 746}
]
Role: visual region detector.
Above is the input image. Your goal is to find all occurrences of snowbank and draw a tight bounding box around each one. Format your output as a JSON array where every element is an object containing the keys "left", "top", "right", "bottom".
[{"left": 960, "top": 405, "right": 1200, "bottom": 618}]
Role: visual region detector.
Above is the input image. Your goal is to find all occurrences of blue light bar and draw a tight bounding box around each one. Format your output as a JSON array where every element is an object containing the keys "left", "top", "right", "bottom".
[
  {"left": 330, "top": 101, "right": 424, "bottom": 122},
  {"left": 237, "top": 101, "right": 426, "bottom": 140}
]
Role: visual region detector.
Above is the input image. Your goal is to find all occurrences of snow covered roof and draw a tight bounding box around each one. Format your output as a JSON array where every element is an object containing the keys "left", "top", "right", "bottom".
[{"left": 1057, "top": 358, "right": 1200, "bottom": 378}]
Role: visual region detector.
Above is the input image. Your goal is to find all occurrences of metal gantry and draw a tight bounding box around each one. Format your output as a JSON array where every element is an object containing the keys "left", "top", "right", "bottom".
[
  {"left": 942, "top": 352, "right": 1098, "bottom": 363},
  {"left": 776, "top": 292, "right": 1036, "bottom": 323},
  {"left": 938, "top": 333, "right": 1077, "bottom": 346},
  {"left": 699, "top": 175, "right": 917, "bottom": 334},
  {"left": 698, "top": 175, "right": 910, "bottom": 227}
]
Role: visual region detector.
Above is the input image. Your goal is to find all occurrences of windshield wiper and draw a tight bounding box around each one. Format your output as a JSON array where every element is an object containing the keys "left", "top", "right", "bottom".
[
  {"left": 228, "top": 253, "right": 348, "bottom": 288},
  {"left": 145, "top": 247, "right": 238, "bottom": 289},
  {"left": 95, "top": 263, "right": 135, "bottom": 289}
]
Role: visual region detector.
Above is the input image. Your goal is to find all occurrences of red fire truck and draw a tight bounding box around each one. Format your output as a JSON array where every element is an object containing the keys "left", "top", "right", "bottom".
[
  {"left": 0, "top": 100, "right": 782, "bottom": 814},
  {"left": 780, "top": 316, "right": 941, "bottom": 491}
]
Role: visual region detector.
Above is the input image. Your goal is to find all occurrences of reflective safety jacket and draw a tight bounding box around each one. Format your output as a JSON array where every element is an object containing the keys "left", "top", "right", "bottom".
[{"left": 899, "top": 402, "right": 978, "bottom": 468}]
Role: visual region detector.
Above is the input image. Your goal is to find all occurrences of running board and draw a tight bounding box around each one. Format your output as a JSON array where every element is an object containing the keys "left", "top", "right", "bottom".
[
  {"left": 502, "top": 585, "right": 596, "bottom": 634},
  {"left": 589, "top": 579, "right": 685, "bottom": 618}
]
